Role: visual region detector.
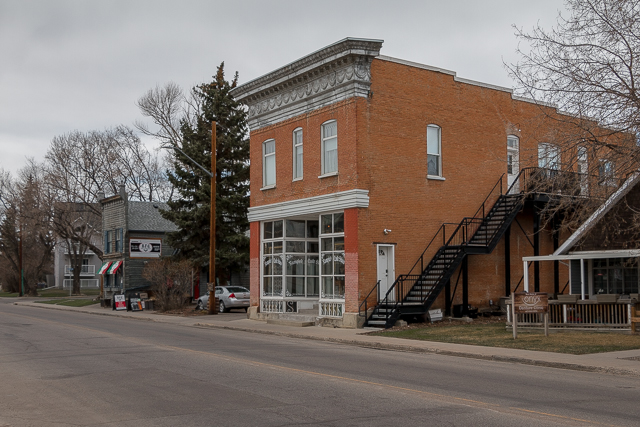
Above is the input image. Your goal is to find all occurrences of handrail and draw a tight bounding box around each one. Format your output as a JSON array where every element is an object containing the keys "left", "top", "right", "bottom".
[
  {"left": 369, "top": 171, "right": 516, "bottom": 325},
  {"left": 365, "top": 166, "right": 599, "bottom": 327},
  {"left": 470, "top": 174, "right": 505, "bottom": 220},
  {"left": 358, "top": 280, "right": 380, "bottom": 317}
]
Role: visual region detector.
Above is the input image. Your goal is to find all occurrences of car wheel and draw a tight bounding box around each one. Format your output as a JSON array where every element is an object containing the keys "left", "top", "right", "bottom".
[
  {"left": 219, "top": 300, "right": 227, "bottom": 313},
  {"left": 196, "top": 301, "right": 203, "bottom": 310},
  {"left": 244, "top": 307, "right": 248, "bottom": 312}
]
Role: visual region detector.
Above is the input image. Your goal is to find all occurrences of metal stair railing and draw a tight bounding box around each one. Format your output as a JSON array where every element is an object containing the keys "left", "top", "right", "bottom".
[{"left": 362, "top": 171, "right": 526, "bottom": 326}]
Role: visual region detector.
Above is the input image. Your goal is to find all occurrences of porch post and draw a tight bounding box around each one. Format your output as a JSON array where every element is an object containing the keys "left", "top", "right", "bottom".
[
  {"left": 504, "top": 225, "right": 511, "bottom": 296},
  {"left": 523, "top": 260, "right": 529, "bottom": 292},
  {"left": 533, "top": 204, "right": 540, "bottom": 292},
  {"left": 462, "top": 256, "right": 469, "bottom": 316},
  {"left": 444, "top": 278, "right": 451, "bottom": 316},
  {"left": 580, "top": 258, "right": 586, "bottom": 300},
  {"left": 553, "top": 220, "right": 559, "bottom": 295}
]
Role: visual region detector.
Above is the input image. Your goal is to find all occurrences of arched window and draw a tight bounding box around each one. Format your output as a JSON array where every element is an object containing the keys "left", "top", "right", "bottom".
[
  {"left": 293, "top": 128, "right": 303, "bottom": 180},
  {"left": 321, "top": 121, "right": 338, "bottom": 175},
  {"left": 262, "top": 139, "right": 276, "bottom": 187},
  {"left": 427, "top": 124, "right": 441, "bottom": 177}
]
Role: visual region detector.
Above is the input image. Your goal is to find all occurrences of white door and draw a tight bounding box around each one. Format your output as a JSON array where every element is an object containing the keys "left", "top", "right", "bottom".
[
  {"left": 377, "top": 245, "right": 395, "bottom": 302},
  {"left": 507, "top": 136, "right": 519, "bottom": 193}
]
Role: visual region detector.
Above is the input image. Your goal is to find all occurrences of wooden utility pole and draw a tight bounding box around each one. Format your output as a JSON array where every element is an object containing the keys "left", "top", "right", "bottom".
[{"left": 208, "top": 121, "right": 218, "bottom": 315}]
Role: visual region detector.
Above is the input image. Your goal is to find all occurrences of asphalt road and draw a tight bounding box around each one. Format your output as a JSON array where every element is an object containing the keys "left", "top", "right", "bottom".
[{"left": 1, "top": 301, "right": 639, "bottom": 426}]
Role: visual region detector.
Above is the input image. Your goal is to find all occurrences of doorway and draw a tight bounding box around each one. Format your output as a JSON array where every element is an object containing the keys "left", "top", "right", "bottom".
[
  {"left": 507, "top": 135, "right": 519, "bottom": 193},
  {"left": 377, "top": 245, "right": 395, "bottom": 301}
]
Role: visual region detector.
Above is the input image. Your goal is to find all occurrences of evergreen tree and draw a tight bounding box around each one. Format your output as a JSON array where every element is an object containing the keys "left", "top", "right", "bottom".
[{"left": 162, "top": 63, "right": 249, "bottom": 285}]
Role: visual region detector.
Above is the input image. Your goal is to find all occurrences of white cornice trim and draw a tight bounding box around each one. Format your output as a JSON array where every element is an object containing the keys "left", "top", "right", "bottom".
[
  {"left": 231, "top": 38, "right": 383, "bottom": 130},
  {"left": 248, "top": 189, "right": 369, "bottom": 222}
]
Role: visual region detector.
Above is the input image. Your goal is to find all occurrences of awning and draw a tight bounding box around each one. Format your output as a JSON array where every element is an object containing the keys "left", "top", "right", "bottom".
[
  {"left": 107, "top": 260, "right": 123, "bottom": 275},
  {"left": 98, "top": 262, "right": 112, "bottom": 275}
]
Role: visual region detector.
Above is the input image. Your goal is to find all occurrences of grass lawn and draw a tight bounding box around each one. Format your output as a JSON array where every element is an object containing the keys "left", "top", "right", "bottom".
[
  {"left": 38, "top": 289, "right": 101, "bottom": 297},
  {"left": 37, "top": 299, "right": 98, "bottom": 307},
  {"left": 0, "top": 292, "right": 19, "bottom": 297},
  {"left": 373, "top": 319, "right": 640, "bottom": 354}
]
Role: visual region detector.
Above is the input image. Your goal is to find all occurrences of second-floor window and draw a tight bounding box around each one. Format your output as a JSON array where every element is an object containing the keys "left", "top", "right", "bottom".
[
  {"left": 321, "top": 121, "right": 338, "bottom": 175},
  {"left": 538, "top": 143, "right": 561, "bottom": 170},
  {"left": 293, "top": 128, "right": 303, "bottom": 180},
  {"left": 599, "top": 159, "right": 615, "bottom": 185},
  {"left": 115, "top": 228, "right": 123, "bottom": 252},
  {"left": 427, "top": 124, "right": 441, "bottom": 177},
  {"left": 263, "top": 139, "right": 276, "bottom": 187},
  {"left": 104, "top": 230, "right": 112, "bottom": 254}
]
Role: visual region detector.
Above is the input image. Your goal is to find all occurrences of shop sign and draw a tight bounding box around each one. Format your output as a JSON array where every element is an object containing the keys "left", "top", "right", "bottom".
[
  {"left": 130, "top": 239, "right": 162, "bottom": 258},
  {"left": 114, "top": 294, "right": 127, "bottom": 311},
  {"left": 513, "top": 292, "right": 548, "bottom": 313}
]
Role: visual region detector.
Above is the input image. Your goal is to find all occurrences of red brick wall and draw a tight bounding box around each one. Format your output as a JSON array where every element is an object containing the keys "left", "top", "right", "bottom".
[
  {"left": 249, "top": 221, "right": 260, "bottom": 307},
  {"left": 354, "top": 58, "right": 567, "bottom": 309},
  {"left": 248, "top": 56, "right": 572, "bottom": 313},
  {"left": 249, "top": 99, "right": 360, "bottom": 208},
  {"left": 344, "top": 208, "right": 359, "bottom": 312}
]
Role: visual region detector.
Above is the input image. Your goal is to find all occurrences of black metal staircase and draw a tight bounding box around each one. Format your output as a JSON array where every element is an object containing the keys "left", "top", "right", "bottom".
[{"left": 361, "top": 172, "right": 526, "bottom": 328}]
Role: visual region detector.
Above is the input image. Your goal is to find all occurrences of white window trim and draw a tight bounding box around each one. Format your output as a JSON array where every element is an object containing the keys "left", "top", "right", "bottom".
[
  {"left": 318, "top": 171, "right": 339, "bottom": 179},
  {"left": 427, "top": 124, "right": 442, "bottom": 178},
  {"left": 321, "top": 120, "right": 338, "bottom": 175},
  {"left": 538, "top": 142, "right": 561, "bottom": 170},
  {"left": 263, "top": 139, "right": 276, "bottom": 188},
  {"left": 292, "top": 127, "right": 303, "bottom": 181}
]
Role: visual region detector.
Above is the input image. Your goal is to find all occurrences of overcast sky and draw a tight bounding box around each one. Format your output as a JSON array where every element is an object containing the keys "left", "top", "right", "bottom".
[{"left": 0, "top": 0, "right": 567, "bottom": 176}]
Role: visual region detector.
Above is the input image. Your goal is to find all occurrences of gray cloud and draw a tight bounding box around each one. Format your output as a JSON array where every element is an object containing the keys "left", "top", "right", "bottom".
[{"left": 0, "top": 0, "right": 564, "bottom": 175}]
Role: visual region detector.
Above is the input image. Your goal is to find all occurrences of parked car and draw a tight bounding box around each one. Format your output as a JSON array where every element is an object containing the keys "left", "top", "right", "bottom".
[{"left": 196, "top": 286, "right": 250, "bottom": 312}]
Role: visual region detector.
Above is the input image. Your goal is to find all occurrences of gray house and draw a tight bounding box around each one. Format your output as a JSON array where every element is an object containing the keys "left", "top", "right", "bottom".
[
  {"left": 100, "top": 186, "right": 178, "bottom": 305},
  {"left": 53, "top": 237, "right": 102, "bottom": 290}
]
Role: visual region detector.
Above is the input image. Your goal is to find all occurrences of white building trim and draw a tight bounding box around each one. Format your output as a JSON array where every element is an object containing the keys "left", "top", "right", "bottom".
[{"left": 248, "top": 189, "right": 369, "bottom": 222}]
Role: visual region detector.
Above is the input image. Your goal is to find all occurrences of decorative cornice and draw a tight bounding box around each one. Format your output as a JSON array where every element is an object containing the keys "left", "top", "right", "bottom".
[
  {"left": 247, "top": 189, "right": 369, "bottom": 222},
  {"left": 231, "top": 38, "right": 383, "bottom": 130}
]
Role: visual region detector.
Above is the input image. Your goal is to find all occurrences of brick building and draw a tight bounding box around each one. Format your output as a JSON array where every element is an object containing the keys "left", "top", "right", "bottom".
[{"left": 231, "top": 38, "right": 583, "bottom": 328}]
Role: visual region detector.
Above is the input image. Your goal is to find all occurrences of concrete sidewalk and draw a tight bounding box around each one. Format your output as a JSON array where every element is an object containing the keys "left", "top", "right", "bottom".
[{"left": 11, "top": 299, "right": 640, "bottom": 378}]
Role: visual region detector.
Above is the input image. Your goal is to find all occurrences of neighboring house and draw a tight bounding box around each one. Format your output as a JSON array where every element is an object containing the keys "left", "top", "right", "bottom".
[
  {"left": 99, "top": 185, "right": 178, "bottom": 305},
  {"left": 53, "top": 238, "right": 101, "bottom": 290},
  {"left": 525, "top": 172, "right": 640, "bottom": 299},
  {"left": 52, "top": 203, "right": 102, "bottom": 290},
  {"left": 230, "top": 38, "right": 608, "bottom": 328}
]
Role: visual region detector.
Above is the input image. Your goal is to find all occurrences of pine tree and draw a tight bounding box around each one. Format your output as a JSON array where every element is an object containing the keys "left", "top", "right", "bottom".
[{"left": 162, "top": 63, "right": 249, "bottom": 285}]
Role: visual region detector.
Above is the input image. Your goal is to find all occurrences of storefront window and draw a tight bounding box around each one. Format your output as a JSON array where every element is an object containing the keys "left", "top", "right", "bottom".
[
  {"left": 593, "top": 258, "right": 639, "bottom": 294},
  {"left": 319, "top": 213, "right": 345, "bottom": 300},
  {"left": 262, "top": 219, "right": 319, "bottom": 298}
]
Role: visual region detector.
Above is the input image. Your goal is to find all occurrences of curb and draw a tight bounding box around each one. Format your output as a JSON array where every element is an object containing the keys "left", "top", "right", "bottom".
[
  {"left": 190, "top": 322, "right": 640, "bottom": 378},
  {"left": 12, "top": 301, "right": 640, "bottom": 378}
]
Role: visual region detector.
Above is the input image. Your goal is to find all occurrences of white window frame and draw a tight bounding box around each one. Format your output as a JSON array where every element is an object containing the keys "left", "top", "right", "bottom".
[
  {"left": 319, "top": 212, "right": 345, "bottom": 301},
  {"left": 577, "top": 146, "right": 589, "bottom": 195},
  {"left": 262, "top": 139, "right": 276, "bottom": 189},
  {"left": 320, "top": 120, "right": 338, "bottom": 177},
  {"left": 598, "top": 159, "right": 616, "bottom": 186},
  {"left": 538, "top": 143, "right": 561, "bottom": 170},
  {"left": 427, "top": 124, "right": 442, "bottom": 179},
  {"left": 293, "top": 128, "right": 303, "bottom": 181}
]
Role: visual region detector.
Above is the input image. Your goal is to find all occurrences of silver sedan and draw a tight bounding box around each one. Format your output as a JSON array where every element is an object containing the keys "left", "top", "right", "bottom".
[{"left": 196, "top": 286, "right": 250, "bottom": 312}]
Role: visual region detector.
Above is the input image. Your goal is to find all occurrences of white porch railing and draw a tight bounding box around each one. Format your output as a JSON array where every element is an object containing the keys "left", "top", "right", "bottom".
[
  {"left": 63, "top": 279, "right": 99, "bottom": 289},
  {"left": 507, "top": 301, "right": 634, "bottom": 330},
  {"left": 320, "top": 301, "right": 345, "bottom": 317},
  {"left": 64, "top": 265, "right": 96, "bottom": 275},
  {"left": 261, "top": 299, "right": 284, "bottom": 313}
]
